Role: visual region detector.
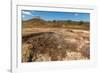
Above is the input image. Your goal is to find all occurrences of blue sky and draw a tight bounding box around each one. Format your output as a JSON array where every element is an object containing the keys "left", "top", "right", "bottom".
[{"left": 22, "top": 10, "right": 90, "bottom": 22}]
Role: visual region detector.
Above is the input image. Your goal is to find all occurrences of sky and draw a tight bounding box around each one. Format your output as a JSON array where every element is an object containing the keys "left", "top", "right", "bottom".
[{"left": 22, "top": 10, "right": 90, "bottom": 22}]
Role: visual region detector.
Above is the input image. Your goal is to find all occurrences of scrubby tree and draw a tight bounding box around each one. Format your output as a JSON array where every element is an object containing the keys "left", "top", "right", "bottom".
[
  {"left": 67, "top": 20, "right": 72, "bottom": 23},
  {"left": 79, "top": 21, "right": 84, "bottom": 25},
  {"left": 53, "top": 20, "right": 56, "bottom": 23}
]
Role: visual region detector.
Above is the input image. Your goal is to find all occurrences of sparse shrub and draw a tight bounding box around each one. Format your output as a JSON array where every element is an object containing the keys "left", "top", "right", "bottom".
[
  {"left": 79, "top": 21, "right": 84, "bottom": 25},
  {"left": 67, "top": 20, "right": 72, "bottom": 23}
]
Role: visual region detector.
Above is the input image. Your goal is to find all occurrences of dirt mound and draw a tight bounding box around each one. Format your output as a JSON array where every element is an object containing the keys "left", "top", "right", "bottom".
[{"left": 22, "top": 32, "right": 69, "bottom": 62}]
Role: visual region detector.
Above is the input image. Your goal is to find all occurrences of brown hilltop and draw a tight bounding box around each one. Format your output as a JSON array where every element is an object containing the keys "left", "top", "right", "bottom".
[{"left": 22, "top": 17, "right": 47, "bottom": 28}]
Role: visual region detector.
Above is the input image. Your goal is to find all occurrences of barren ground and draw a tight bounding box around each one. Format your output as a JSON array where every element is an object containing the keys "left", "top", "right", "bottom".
[{"left": 22, "top": 27, "right": 90, "bottom": 62}]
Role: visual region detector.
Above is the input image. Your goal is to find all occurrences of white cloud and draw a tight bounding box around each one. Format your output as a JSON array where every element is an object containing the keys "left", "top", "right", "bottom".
[
  {"left": 22, "top": 15, "right": 25, "bottom": 18},
  {"left": 74, "top": 13, "right": 79, "bottom": 16},
  {"left": 22, "top": 11, "right": 32, "bottom": 16}
]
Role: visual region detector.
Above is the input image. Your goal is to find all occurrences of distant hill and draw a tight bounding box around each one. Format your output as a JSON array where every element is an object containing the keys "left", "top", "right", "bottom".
[
  {"left": 22, "top": 17, "right": 47, "bottom": 28},
  {"left": 22, "top": 18, "right": 90, "bottom": 30}
]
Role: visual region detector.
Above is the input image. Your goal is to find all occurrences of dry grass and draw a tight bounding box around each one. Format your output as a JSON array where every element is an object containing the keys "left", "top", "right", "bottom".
[{"left": 22, "top": 18, "right": 90, "bottom": 62}]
